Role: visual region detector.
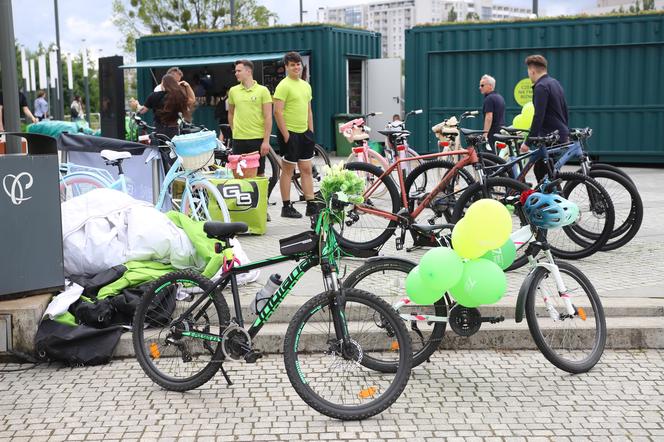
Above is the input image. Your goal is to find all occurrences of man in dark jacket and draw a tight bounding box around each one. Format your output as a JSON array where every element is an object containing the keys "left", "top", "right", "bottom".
[{"left": 520, "top": 54, "right": 569, "bottom": 181}]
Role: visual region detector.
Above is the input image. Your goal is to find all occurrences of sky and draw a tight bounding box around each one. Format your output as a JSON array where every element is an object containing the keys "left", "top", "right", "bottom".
[{"left": 10, "top": 0, "right": 597, "bottom": 61}]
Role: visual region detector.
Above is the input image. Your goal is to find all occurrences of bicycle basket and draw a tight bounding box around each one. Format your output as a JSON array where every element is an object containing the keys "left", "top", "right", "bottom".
[
  {"left": 172, "top": 130, "right": 217, "bottom": 171},
  {"left": 279, "top": 231, "right": 320, "bottom": 256}
]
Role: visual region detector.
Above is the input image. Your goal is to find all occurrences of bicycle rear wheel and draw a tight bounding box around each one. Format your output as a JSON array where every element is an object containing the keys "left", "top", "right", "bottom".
[
  {"left": 132, "top": 270, "right": 231, "bottom": 391},
  {"left": 342, "top": 258, "right": 451, "bottom": 368},
  {"left": 283, "top": 289, "right": 412, "bottom": 420},
  {"left": 264, "top": 149, "right": 281, "bottom": 200},
  {"left": 180, "top": 178, "right": 231, "bottom": 222},
  {"left": 59, "top": 173, "right": 108, "bottom": 202},
  {"left": 524, "top": 261, "right": 606, "bottom": 374}
]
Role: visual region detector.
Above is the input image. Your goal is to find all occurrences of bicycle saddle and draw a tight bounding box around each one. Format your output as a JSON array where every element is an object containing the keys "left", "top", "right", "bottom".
[
  {"left": 377, "top": 129, "right": 410, "bottom": 137},
  {"left": 204, "top": 222, "right": 248, "bottom": 240},
  {"left": 101, "top": 150, "right": 132, "bottom": 161},
  {"left": 459, "top": 128, "right": 486, "bottom": 136},
  {"left": 499, "top": 126, "right": 527, "bottom": 134},
  {"left": 493, "top": 134, "right": 524, "bottom": 142}
]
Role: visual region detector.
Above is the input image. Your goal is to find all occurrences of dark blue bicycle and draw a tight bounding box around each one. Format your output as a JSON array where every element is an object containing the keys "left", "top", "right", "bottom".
[{"left": 482, "top": 127, "right": 642, "bottom": 252}]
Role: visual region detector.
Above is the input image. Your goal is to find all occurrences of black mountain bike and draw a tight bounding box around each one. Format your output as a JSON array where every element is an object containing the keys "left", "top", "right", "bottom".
[{"left": 132, "top": 197, "right": 412, "bottom": 420}]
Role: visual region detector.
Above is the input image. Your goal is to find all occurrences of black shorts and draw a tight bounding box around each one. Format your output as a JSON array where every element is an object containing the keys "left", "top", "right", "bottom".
[
  {"left": 232, "top": 138, "right": 265, "bottom": 174},
  {"left": 277, "top": 130, "right": 315, "bottom": 164}
]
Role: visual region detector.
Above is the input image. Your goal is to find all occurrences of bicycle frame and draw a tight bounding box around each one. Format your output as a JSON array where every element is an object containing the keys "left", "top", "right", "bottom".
[{"left": 357, "top": 147, "right": 480, "bottom": 222}]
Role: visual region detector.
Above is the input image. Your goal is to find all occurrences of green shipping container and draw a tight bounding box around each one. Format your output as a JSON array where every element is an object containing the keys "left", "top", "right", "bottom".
[
  {"left": 405, "top": 13, "right": 664, "bottom": 163},
  {"left": 129, "top": 25, "right": 381, "bottom": 152}
]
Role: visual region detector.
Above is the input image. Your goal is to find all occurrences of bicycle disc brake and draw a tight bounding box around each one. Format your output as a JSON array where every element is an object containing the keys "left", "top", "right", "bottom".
[{"left": 449, "top": 304, "right": 482, "bottom": 337}]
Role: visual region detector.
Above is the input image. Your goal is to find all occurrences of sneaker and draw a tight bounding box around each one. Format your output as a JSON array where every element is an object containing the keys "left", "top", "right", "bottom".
[
  {"left": 281, "top": 205, "right": 303, "bottom": 219},
  {"left": 305, "top": 201, "right": 323, "bottom": 217}
]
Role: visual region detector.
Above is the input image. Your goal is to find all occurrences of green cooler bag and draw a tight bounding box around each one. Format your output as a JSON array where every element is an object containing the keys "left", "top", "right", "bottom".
[{"left": 208, "top": 176, "right": 268, "bottom": 235}]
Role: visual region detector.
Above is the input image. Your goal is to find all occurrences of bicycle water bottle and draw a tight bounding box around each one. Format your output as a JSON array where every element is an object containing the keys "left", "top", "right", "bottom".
[{"left": 251, "top": 274, "right": 282, "bottom": 315}]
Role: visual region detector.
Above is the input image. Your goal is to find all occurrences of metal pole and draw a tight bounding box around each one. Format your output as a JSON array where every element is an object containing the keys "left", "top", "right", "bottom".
[
  {"left": 300, "top": 0, "right": 304, "bottom": 23},
  {"left": 84, "top": 76, "right": 91, "bottom": 124},
  {"left": 0, "top": 0, "right": 21, "bottom": 153},
  {"left": 533, "top": 0, "right": 538, "bottom": 16},
  {"left": 230, "top": 0, "right": 236, "bottom": 26},
  {"left": 54, "top": 0, "right": 64, "bottom": 119}
]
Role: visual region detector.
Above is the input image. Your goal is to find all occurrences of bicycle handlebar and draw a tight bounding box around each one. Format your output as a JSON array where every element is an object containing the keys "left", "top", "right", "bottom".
[{"left": 527, "top": 130, "right": 560, "bottom": 145}]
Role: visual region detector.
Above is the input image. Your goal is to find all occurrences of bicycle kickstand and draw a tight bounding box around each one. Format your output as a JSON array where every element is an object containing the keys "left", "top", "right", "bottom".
[{"left": 219, "top": 363, "right": 233, "bottom": 386}]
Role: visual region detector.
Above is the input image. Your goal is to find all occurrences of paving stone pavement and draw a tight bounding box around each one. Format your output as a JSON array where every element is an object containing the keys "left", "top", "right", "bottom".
[{"left": 1, "top": 350, "right": 663, "bottom": 441}]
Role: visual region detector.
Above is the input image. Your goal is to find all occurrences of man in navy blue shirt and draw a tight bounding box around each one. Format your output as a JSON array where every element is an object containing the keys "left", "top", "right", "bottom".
[
  {"left": 479, "top": 74, "right": 505, "bottom": 153},
  {"left": 520, "top": 54, "right": 569, "bottom": 181}
]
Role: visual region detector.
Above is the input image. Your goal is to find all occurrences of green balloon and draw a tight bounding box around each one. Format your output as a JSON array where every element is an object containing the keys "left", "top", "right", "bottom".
[
  {"left": 419, "top": 247, "right": 464, "bottom": 292},
  {"left": 406, "top": 266, "right": 444, "bottom": 305},
  {"left": 449, "top": 259, "right": 507, "bottom": 307},
  {"left": 481, "top": 239, "right": 517, "bottom": 270}
]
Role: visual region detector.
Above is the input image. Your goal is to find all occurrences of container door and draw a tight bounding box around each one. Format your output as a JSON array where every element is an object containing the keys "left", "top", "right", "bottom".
[{"left": 365, "top": 58, "right": 402, "bottom": 141}]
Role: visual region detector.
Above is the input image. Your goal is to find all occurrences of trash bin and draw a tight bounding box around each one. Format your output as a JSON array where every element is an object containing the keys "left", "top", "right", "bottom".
[
  {"left": 333, "top": 113, "right": 362, "bottom": 157},
  {"left": 0, "top": 133, "right": 64, "bottom": 300}
]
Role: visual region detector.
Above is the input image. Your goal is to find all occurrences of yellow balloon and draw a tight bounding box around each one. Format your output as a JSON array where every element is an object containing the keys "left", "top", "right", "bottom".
[
  {"left": 512, "top": 114, "right": 528, "bottom": 130},
  {"left": 522, "top": 102, "right": 535, "bottom": 118},
  {"left": 465, "top": 199, "right": 513, "bottom": 250},
  {"left": 451, "top": 218, "right": 488, "bottom": 259}
]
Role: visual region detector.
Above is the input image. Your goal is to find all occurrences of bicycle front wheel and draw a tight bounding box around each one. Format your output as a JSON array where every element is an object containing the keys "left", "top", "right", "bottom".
[
  {"left": 132, "top": 270, "right": 231, "bottom": 391},
  {"left": 342, "top": 258, "right": 451, "bottom": 368},
  {"left": 283, "top": 289, "right": 412, "bottom": 420},
  {"left": 335, "top": 162, "right": 401, "bottom": 250},
  {"left": 524, "top": 261, "right": 606, "bottom": 373}
]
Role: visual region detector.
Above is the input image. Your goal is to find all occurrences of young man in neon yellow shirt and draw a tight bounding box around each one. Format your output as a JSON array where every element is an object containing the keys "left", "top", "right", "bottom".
[
  {"left": 227, "top": 59, "right": 273, "bottom": 177},
  {"left": 273, "top": 51, "right": 317, "bottom": 219}
]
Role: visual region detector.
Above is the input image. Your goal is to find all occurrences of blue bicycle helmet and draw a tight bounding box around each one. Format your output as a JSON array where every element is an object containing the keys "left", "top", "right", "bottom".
[{"left": 523, "top": 192, "right": 579, "bottom": 229}]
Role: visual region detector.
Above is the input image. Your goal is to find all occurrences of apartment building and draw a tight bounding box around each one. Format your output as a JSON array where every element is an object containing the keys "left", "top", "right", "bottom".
[{"left": 319, "top": 0, "right": 533, "bottom": 57}]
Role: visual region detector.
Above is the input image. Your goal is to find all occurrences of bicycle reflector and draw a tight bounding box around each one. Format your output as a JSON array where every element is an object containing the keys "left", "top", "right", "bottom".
[
  {"left": 438, "top": 141, "right": 450, "bottom": 148},
  {"left": 358, "top": 386, "right": 378, "bottom": 399},
  {"left": 523, "top": 192, "right": 580, "bottom": 229},
  {"left": 150, "top": 343, "right": 161, "bottom": 359},
  {"left": 496, "top": 142, "right": 507, "bottom": 150}
]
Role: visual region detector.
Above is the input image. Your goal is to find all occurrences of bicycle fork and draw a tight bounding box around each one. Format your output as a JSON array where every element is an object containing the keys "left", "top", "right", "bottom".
[{"left": 532, "top": 250, "right": 577, "bottom": 321}]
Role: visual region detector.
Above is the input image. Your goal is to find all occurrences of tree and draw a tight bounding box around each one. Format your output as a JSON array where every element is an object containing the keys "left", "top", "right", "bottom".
[
  {"left": 629, "top": 0, "right": 641, "bottom": 13},
  {"left": 465, "top": 12, "right": 480, "bottom": 21},
  {"left": 448, "top": 7, "right": 458, "bottom": 22},
  {"left": 112, "top": 0, "right": 279, "bottom": 53},
  {"left": 642, "top": 0, "right": 655, "bottom": 10}
]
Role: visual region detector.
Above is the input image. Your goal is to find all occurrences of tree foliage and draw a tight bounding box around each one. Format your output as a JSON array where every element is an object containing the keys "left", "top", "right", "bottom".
[
  {"left": 112, "top": 0, "right": 279, "bottom": 52},
  {"left": 465, "top": 12, "right": 480, "bottom": 21},
  {"left": 448, "top": 7, "right": 458, "bottom": 22}
]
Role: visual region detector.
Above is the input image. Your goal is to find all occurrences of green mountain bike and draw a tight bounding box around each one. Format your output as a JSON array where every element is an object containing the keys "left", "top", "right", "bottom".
[{"left": 132, "top": 196, "right": 412, "bottom": 420}]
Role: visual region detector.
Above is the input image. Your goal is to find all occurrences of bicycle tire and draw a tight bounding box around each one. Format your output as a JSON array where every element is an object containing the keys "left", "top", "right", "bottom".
[
  {"left": 180, "top": 178, "right": 231, "bottom": 222},
  {"left": 293, "top": 144, "right": 331, "bottom": 196},
  {"left": 132, "top": 270, "right": 231, "bottom": 391},
  {"left": 342, "top": 258, "right": 450, "bottom": 368},
  {"left": 549, "top": 172, "right": 614, "bottom": 260},
  {"left": 335, "top": 162, "right": 401, "bottom": 250},
  {"left": 59, "top": 173, "right": 108, "bottom": 201},
  {"left": 578, "top": 169, "right": 643, "bottom": 251},
  {"left": 404, "top": 159, "right": 476, "bottom": 224},
  {"left": 582, "top": 162, "right": 635, "bottom": 185},
  {"left": 451, "top": 177, "right": 531, "bottom": 271},
  {"left": 283, "top": 289, "right": 412, "bottom": 420},
  {"left": 265, "top": 149, "right": 281, "bottom": 200},
  {"left": 346, "top": 149, "right": 390, "bottom": 198},
  {"left": 524, "top": 261, "right": 606, "bottom": 374}
]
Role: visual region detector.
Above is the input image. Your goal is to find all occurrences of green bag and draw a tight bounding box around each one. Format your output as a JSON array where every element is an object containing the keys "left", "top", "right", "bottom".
[{"left": 208, "top": 176, "right": 268, "bottom": 235}]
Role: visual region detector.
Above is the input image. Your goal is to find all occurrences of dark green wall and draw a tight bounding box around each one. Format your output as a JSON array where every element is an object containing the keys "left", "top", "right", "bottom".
[
  {"left": 405, "top": 13, "right": 664, "bottom": 163},
  {"left": 136, "top": 25, "right": 381, "bottom": 151}
]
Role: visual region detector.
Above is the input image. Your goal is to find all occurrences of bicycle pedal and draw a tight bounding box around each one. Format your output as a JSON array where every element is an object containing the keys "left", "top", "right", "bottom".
[
  {"left": 395, "top": 237, "right": 404, "bottom": 250},
  {"left": 243, "top": 350, "right": 263, "bottom": 363},
  {"left": 481, "top": 315, "right": 505, "bottom": 324}
]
